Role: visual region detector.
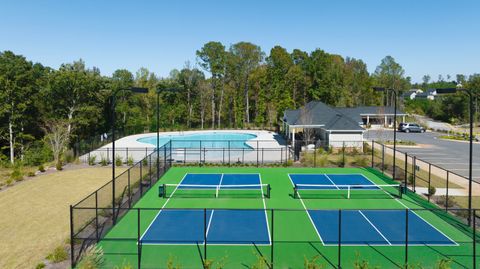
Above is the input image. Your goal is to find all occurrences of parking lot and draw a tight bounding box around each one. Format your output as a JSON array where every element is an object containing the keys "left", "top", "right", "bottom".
[{"left": 365, "top": 130, "right": 480, "bottom": 183}]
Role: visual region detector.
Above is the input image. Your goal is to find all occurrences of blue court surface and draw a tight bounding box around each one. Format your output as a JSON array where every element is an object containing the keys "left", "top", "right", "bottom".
[
  {"left": 308, "top": 209, "right": 457, "bottom": 246},
  {"left": 178, "top": 173, "right": 262, "bottom": 189},
  {"left": 140, "top": 209, "right": 271, "bottom": 245},
  {"left": 290, "top": 173, "right": 380, "bottom": 190}
]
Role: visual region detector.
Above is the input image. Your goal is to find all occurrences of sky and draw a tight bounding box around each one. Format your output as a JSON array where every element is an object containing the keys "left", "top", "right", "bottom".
[{"left": 0, "top": 0, "right": 479, "bottom": 83}]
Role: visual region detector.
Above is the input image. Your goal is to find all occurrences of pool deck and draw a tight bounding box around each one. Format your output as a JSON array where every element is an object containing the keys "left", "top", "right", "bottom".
[{"left": 82, "top": 130, "right": 287, "bottom": 163}]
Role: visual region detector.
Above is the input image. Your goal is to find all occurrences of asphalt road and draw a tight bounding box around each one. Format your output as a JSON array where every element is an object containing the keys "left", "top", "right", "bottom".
[{"left": 365, "top": 130, "right": 480, "bottom": 182}]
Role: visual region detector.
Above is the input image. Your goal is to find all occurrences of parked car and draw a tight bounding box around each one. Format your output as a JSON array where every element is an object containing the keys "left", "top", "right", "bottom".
[{"left": 398, "top": 123, "right": 425, "bottom": 133}]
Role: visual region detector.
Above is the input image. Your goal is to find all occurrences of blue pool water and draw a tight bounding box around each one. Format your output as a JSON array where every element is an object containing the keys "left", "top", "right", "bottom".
[{"left": 137, "top": 132, "right": 257, "bottom": 149}]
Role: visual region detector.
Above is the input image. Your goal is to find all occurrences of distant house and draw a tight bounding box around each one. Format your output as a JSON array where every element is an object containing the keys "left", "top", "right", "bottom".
[
  {"left": 402, "top": 89, "right": 423, "bottom": 100},
  {"left": 415, "top": 88, "right": 437, "bottom": 100},
  {"left": 281, "top": 101, "right": 406, "bottom": 148}
]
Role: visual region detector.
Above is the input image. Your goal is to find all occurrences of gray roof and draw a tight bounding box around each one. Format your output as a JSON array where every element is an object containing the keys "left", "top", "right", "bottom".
[{"left": 284, "top": 101, "right": 364, "bottom": 131}]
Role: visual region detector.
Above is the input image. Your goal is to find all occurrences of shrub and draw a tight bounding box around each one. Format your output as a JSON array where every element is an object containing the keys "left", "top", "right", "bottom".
[
  {"left": 315, "top": 155, "right": 328, "bottom": 167},
  {"left": 142, "top": 158, "right": 148, "bottom": 166},
  {"left": 88, "top": 155, "right": 97, "bottom": 166},
  {"left": 113, "top": 261, "right": 134, "bottom": 269},
  {"left": 336, "top": 155, "right": 345, "bottom": 167},
  {"left": 23, "top": 140, "right": 53, "bottom": 166},
  {"left": 353, "top": 156, "right": 369, "bottom": 167},
  {"left": 166, "top": 255, "right": 182, "bottom": 269},
  {"left": 56, "top": 161, "right": 63, "bottom": 171},
  {"left": 115, "top": 155, "right": 123, "bottom": 167},
  {"left": 77, "top": 245, "right": 105, "bottom": 269},
  {"left": 436, "top": 195, "right": 455, "bottom": 208},
  {"left": 64, "top": 149, "right": 75, "bottom": 163},
  {"left": 100, "top": 156, "right": 108, "bottom": 166},
  {"left": 10, "top": 167, "right": 24, "bottom": 181},
  {"left": 428, "top": 186, "right": 436, "bottom": 196},
  {"left": 27, "top": 171, "right": 36, "bottom": 177},
  {"left": 6, "top": 178, "right": 14, "bottom": 185},
  {"left": 127, "top": 156, "right": 134, "bottom": 166},
  {"left": 35, "top": 263, "right": 46, "bottom": 269},
  {"left": 38, "top": 164, "right": 46, "bottom": 172},
  {"left": 46, "top": 246, "right": 68, "bottom": 263},
  {"left": 435, "top": 258, "right": 452, "bottom": 269}
]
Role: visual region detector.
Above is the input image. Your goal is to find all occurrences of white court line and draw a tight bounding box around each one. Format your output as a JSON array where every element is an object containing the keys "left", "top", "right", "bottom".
[
  {"left": 287, "top": 174, "right": 325, "bottom": 245},
  {"left": 384, "top": 191, "right": 459, "bottom": 246},
  {"left": 258, "top": 173, "right": 272, "bottom": 245},
  {"left": 140, "top": 173, "right": 188, "bottom": 240},
  {"left": 358, "top": 210, "right": 392, "bottom": 245},
  {"left": 324, "top": 174, "right": 340, "bottom": 190},
  {"left": 205, "top": 209, "right": 215, "bottom": 237}
]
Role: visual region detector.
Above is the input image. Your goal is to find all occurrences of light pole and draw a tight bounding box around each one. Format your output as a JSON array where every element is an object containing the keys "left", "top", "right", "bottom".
[
  {"left": 436, "top": 86, "right": 475, "bottom": 226},
  {"left": 156, "top": 87, "right": 180, "bottom": 177},
  {"left": 111, "top": 87, "right": 148, "bottom": 224},
  {"left": 373, "top": 87, "right": 399, "bottom": 183}
]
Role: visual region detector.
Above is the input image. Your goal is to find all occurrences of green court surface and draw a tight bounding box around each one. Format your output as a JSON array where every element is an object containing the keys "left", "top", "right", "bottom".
[{"left": 97, "top": 167, "right": 479, "bottom": 268}]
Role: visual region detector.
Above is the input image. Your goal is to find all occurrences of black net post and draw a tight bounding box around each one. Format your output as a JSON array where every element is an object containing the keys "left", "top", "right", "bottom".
[
  {"left": 338, "top": 209, "right": 342, "bottom": 269},
  {"left": 137, "top": 208, "right": 142, "bottom": 269},
  {"left": 405, "top": 209, "right": 409, "bottom": 266},
  {"left": 69, "top": 205, "right": 75, "bottom": 268},
  {"left": 271, "top": 209, "right": 274, "bottom": 269},
  {"left": 404, "top": 152, "right": 408, "bottom": 193}
]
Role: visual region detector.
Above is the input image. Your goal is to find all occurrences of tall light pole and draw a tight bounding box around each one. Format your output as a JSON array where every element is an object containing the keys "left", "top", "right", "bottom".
[
  {"left": 156, "top": 87, "right": 180, "bottom": 177},
  {"left": 373, "top": 87, "right": 399, "bottom": 183},
  {"left": 436, "top": 86, "right": 475, "bottom": 226},
  {"left": 111, "top": 87, "right": 148, "bottom": 224}
]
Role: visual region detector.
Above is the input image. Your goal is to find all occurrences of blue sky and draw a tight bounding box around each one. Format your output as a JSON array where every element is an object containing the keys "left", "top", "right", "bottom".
[{"left": 0, "top": 0, "right": 478, "bottom": 82}]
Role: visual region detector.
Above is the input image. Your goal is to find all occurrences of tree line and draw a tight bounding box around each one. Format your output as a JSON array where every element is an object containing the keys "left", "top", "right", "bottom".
[{"left": 0, "top": 41, "right": 477, "bottom": 166}]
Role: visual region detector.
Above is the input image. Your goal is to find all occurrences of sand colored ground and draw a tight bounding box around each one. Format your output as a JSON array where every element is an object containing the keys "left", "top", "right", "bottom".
[{"left": 0, "top": 166, "right": 125, "bottom": 269}]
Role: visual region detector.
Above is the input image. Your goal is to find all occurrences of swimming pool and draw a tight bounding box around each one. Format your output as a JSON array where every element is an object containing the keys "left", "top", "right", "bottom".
[{"left": 137, "top": 132, "right": 257, "bottom": 149}]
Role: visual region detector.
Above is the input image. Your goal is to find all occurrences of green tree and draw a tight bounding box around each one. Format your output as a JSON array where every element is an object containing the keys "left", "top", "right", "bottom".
[{"left": 373, "top": 55, "right": 410, "bottom": 106}]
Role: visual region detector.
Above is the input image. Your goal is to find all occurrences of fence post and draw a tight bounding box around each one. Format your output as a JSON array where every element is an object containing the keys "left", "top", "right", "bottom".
[
  {"left": 405, "top": 209, "right": 409, "bottom": 266},
  {"left": 428, "top": 164, "right": 431, "bottom": 202},
  {"left": 381, "top": 144, "right": 385, "bottom": 174},
  {"left": 137, "top": 208, "right": 141, "bottom": 269},
  {"left": 404, "top": 152, "right": 408, "bottom": 193},
  {"left": 126, "top": 147, "right": 128, "bottom": 162},
  {"left": 473, "top": 209, "right": 476, "bottom": 269},
  {"left": 412, "top": 156, "right": 416, "bottom": 193},
  {"left": 199, "top": 141, "right": 202, "bottom": 165},
  {"left": 371, "top": 140, "right": 374, "bottom": 168},
  {"left": 313, "top": 145, "right": 317, "bottom": 168},
  {"left": 128, "top": 169, "right": 131, "bottom": 208},
  {"left": 95, "top": 191, "right": 99, "bottom": 242},
  {"left": 184, "top": 147, "right": 187, "bottom": 164},
  {"left": 271, "top": 209, "right": 274, "bottom": 269},
  {"left": 228, "top": 141, "right": 231, "bottom": 166},
  {"left": 149, "top": 155, "right": 152, "bottom": 186},
  {"left": 446, "top": 171, "right": 449, "bottom": 211},
  {"left": 286, "top": 144, "right": 289, "bottom": 165},
  {"left": 338, "top": 209, "right": 342, "bottom": 269},
  {"left": 70, "top": 205, "right": 75, "bottom": 268},
  {"left": 204, "top": 208, "right": 207, "bottom": 262},
  {"left": 169, "top": 141, "right": 173, "bottom": 167},
  {"left": 256, "top": 140, "right": 259, "bottom": 167},
  {"left": 140, "top": 160, "right": 143, "bottom": 196},
  {"left": 262, "top": 148, "right": 264, "bottom": 165},
  {"left": 163, "top": 146, "right": 167, "bottom": 171}
]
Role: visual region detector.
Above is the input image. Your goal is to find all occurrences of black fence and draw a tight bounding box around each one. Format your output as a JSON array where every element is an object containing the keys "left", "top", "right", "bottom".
[
  {"left": 71, "top": 206, "right": 479, "bottom": 268},
  {"left": 70, "top": 144, "right": 172, "bottom": 267},
  {"left": 70, "top": 138, "right": 480, "bottom": 267}
]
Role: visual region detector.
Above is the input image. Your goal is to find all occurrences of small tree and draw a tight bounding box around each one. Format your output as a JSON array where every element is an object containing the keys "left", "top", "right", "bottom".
[{"left": 43, "top": 120, "right": 70, "bottom": 170}]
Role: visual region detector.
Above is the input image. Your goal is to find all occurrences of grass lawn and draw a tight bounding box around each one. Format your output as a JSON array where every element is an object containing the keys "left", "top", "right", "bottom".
[
  {"left": 0, "top": 166, "right": 125, "bottom": 269},
  {"left": 87, "top": 167, "right": 479, "bottom": 269}
]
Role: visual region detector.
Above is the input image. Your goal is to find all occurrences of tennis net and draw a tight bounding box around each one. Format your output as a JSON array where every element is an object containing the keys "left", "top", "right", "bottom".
[
  {"left": 160, "top": 183, "right": 271, "bottom": 198},
  {"left": 293, "top": 183, "right": 402, "bottom": 199}
]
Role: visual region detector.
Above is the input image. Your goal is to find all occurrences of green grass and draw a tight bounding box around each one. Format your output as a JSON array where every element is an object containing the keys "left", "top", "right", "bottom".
[{"left": 92, "top": 167, "right": 479, "bottom": 268}]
